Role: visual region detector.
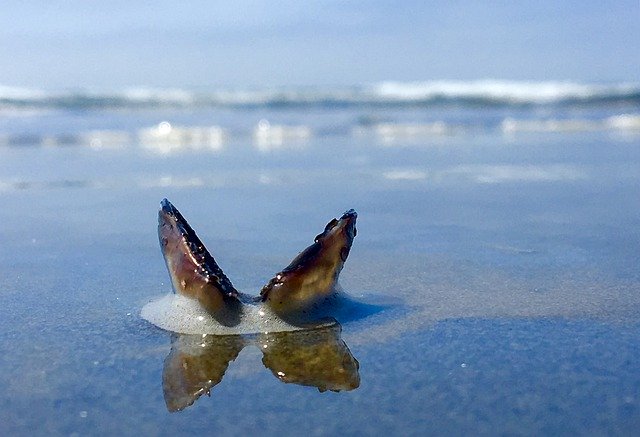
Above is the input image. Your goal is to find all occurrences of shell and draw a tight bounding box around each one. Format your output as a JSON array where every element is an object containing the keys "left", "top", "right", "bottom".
[{"left": 153, "top": 199, "right": 357, "bottom": 331}]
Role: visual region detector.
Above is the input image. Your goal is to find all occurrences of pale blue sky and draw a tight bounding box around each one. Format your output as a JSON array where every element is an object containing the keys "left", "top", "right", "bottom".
[{"left": 1, "top": 1, "right": 638, "bottom": 89}]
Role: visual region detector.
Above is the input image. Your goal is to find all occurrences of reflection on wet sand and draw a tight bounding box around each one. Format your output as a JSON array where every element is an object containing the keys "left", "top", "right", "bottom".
[
  {"left": 260, "top": 325, "right": 360, "bottom": 393},
  {"left": 162, "top": 322, "right": 359, "bottom": 412},
  {"left": 162, "top": 334, "right": 244, "bottom": 412}
]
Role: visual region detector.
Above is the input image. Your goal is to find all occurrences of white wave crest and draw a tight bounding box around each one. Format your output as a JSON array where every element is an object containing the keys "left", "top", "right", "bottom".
[
  {"left": 1, "top": 80, "right": 638, "bottom": 107},
  {"left": 371, "top": 80, "right": 640, "bottom": 104},
  {"left": 119, "top": 87, "right": 195, "bottom": 104},
  {"left": 0, "top": 85, "right": 49, "bottom": 101}
]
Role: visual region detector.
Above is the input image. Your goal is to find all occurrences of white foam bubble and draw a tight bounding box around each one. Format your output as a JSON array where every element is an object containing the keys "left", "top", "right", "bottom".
[
  {"left": 607, "top": 114, "right": 640, "bottom": 130},
  {"left": 138, "top": 123, "right": 225, "bottom": 154},
  {"left": 140, "top": 294, "right": 313, "bottom": 335},
  {"left": 447, "top": 164, "right": 586, "bottom": 184},
  {"left": 253, "top": 120, "right": 311, "bottom": 151},
  {"left": 376, "top": 121, "right": 450, "bottom": 138},
  {"left": 501, "top": 118, "right": 603, "bottom": 133}
]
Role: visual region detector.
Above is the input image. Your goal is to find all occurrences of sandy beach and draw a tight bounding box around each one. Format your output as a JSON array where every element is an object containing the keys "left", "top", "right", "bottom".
[{"left": 0, "top": 95, "right": 639, "bottom": 434}]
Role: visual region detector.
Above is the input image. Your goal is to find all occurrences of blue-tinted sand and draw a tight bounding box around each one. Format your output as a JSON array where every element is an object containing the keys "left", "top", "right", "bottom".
[{"left": 0, "top": 98, "right": 639, "bottom": 435}]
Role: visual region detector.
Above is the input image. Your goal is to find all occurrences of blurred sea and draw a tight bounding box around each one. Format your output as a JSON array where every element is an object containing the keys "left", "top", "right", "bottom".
[{"left": 1, "top": 80, "right": 639, "bottom": 435}]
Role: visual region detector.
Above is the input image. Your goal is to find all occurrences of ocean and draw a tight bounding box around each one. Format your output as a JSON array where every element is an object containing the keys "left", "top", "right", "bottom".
[{"left": 1, "top": 80, "right": 639, "bottom": 435}]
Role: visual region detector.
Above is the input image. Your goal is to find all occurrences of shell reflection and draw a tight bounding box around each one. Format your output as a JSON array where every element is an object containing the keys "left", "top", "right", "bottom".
[
  {"left": 162, "top": 322, "right": 359, "bottom": 412},
  {"left": 163, "top": 334, "right": 244, "bottom": 412},
  {"left": 260, "top": 324, "right": 360, "bottom": 393}
]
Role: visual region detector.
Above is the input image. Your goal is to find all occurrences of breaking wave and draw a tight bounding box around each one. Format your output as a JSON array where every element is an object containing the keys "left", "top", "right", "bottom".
[{"left": 1, "top": 81, "right": 639, "bottom": 109}]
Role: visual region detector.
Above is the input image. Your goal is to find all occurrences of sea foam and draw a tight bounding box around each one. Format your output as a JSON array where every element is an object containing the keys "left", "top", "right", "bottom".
[
  {"left": 1, "top": 81, "right": 638, "bottom": 109},
  {"left": 141, "top": 294, "right": 328, "bottom": 335}
]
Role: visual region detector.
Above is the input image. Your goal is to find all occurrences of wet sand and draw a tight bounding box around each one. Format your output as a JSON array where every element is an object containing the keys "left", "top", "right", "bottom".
[{"left": 1, "top": 115, "right": 639, "bottom": 434}]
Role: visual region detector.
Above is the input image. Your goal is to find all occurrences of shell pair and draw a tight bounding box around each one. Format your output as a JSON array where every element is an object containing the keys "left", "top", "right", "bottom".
[{"left": 158, "top": 199, "right": 357, "bottom": 321}]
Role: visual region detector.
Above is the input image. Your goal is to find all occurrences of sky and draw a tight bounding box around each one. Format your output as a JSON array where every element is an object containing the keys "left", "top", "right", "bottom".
[{"left": 0, "top": 1, "right": 638, "bottom": 89}]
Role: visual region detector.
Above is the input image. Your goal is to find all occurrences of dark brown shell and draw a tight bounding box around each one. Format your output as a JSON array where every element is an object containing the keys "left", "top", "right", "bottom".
[{"left": 158, "top": 199, "right": 239, "bottom": 313}]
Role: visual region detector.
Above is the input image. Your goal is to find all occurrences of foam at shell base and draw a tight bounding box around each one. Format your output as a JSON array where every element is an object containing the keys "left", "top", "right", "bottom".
[{"left": 141, "top": 294, "right": 324, "bottom": 335}]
